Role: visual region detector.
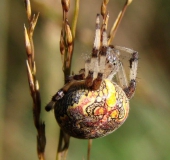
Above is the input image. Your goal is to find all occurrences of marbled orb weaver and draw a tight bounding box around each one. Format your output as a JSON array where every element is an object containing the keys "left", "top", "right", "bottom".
[{"left": 45, "top": 0, "right": 138, "bottom": 139}]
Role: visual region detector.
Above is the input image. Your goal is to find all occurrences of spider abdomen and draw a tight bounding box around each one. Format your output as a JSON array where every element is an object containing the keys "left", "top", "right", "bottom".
[{"left": 54, "top": 79, "right": 129, "bottom": 139}]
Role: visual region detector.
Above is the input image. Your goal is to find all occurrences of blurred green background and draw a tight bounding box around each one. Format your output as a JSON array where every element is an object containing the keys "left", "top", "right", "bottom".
[{"left": 1, "top": 0, "right": 170, "bottom": 159}]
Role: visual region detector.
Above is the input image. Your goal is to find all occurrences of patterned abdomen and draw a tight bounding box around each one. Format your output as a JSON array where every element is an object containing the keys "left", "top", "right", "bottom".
[{"left": 54, "top": 79, "right": 129, "bottom": 139}]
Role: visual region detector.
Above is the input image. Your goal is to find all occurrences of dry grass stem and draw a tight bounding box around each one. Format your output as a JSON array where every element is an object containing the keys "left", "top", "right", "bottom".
[
  {"left": 57, "top": 0, "right": 80, "bottom": 159},
  {"left": 71, "top": 0, "right": 80, "bottom": 40},
  {"left": 24, "top": 0, "right": 46, "bottom": 159},
  {"left": 87, "top": 139, "right": 92, "bottom": 160},
  {"left": 108, "top": 0, "right": 133, "bottom": 44}
]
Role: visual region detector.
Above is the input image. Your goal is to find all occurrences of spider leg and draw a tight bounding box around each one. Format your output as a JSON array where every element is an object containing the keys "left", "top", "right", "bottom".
[
  {"left": 91, "top": 22, "right": 109, "bottom": 90},
  {"left": 66, "top": 69, "right": 85, "bottom": 82},
  {"left": 45, "top": 69, "right": 85, "bottom": 111},
  {"left": 45, "top": 79, "right": 85, "bottom": 111},
  {"left": 92, "top": 24, "right": 107, "bottom": 90},
  {"left": 115, "top": 46, "right": 138, "bottom": 99},
  {"left": 85, "top": 14, "right": 101, "bottom": 89}
]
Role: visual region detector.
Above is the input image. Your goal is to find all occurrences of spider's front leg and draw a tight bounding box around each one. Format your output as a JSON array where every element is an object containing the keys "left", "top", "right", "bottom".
[
  {"left": 84, "top": 14, "right": 101, "bottom": 89},
  {"left": 85, "top": 14, "right": 109, "bottom": 90},
  {"left": 45, "top": 72, "right": 85, "bottom": 111},
  {"left": 115, "top": 46, "right": 139, "bottom": 99}
]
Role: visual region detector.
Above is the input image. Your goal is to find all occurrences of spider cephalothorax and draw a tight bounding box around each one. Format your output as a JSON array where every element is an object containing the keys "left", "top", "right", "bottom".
[{"left": 45, "top": 0, "right": 138, "bottom": 139}]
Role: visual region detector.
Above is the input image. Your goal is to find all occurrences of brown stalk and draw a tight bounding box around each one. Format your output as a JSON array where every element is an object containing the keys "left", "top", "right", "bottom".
[
  {"left": 24, "top": 0, "right": 46, "bottom": 159},
  {"left": 101, "top": 0, "right": 109, "bottom": 44},
  {"left": 57, "top": 0, "right": 80, "bottom": 160},
  {"left": 108, "top": 0, "right": 133, "bottom": 44},
  {"left": 87, "top": 139, "right": 92, "bottom": 160}
]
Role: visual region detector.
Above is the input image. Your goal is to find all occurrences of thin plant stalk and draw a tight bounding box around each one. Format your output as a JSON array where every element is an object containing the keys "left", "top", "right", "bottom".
[
  {"left": 57, "top": 0, "right": 79, "bottom": 160},
  {"left": 24, "top": 0, "right": 46, "bottom": 159},
  {"left": 87, "top": 139, "right": 92, "bottom": 160},
  {"left": 108, "top": 0, "right": 133, "bottom": 44},
  {"left": 71, "top": 0, "right": 80, "bottom": 40}
]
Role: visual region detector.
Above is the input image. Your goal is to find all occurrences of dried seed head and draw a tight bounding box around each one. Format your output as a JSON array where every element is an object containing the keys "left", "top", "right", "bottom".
[
  {"left": 61, "top": 0, "right": 70, "bottom": 12},
  {"left": 35, "top": 80, "right": 40, "bottom": 91},
  {"left": 24, "top": 25, "right": 32, "bottom": 56},
  {"left": 29, "top": 13, "right": 39, "bottom": 36},
  {"left": 26, "top": 60, "right": 34, "bottom": 91},
  {"left": 101, "top": 0, "right": 109, "bottom": 17},
  {"left": 60, "top": 31, "right": 65, "bottom": 55},
  {"left": 104, "top": 0, "right": 109, "bottom": 3},
  {"left": 33, "top": 61, "right": 36, "bottom": 75},
  {"left": 24, "top": 0, "right": 32, "bottom": 21},
  {"left": 60, "top": 30, "right": 65, "bottom": 65},
  {"left": 68, "top": 45, "right": 73, "bottom": 58},
  {"left": 127, "top": 0, "right": 133, "bottom": 5},
  {"left": 65, "top": 20, "right": 73, "bottom": 45}
]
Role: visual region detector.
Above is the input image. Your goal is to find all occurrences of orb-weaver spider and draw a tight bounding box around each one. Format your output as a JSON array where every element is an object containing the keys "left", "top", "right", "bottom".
[{"left": 45, "top": 0, "right": 138, "bottom": 139}]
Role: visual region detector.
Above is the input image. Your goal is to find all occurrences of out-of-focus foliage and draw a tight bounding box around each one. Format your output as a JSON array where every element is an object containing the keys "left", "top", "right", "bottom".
[{"left": 1, "top": 0, "right": 170, "bottom": 160}]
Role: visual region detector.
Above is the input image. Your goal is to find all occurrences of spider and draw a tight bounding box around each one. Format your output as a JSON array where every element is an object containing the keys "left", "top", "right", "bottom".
[{"left": 45, "top": 0, "right": 138, "bottom": 139}]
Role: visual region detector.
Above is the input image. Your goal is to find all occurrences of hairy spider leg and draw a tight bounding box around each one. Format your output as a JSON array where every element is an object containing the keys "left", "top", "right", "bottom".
[
  {"left": 85, "top": 14, "right": 101, "bottom": 88},
  {"left": 92, "top": 1, "right": 109, "bottom": 90},
  {"left": 85, "top": 14, "right": 111, "bottom": 90},
  {"left": 91, "top": 24, "right": 108, "bottom": 90},
  {"left": 115, "top": 46, "right": 138, "bottom": 99}
]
